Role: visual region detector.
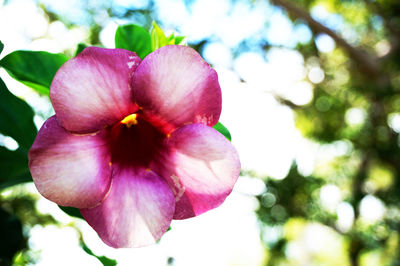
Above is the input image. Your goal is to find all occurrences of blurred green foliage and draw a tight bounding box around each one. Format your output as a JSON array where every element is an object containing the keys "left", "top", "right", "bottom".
[
  {"left": 261, "top": 0, "right": 400, "bottom": 265},
  {"left": 0, "top": 207, "right": 24, "bottom": 265}
]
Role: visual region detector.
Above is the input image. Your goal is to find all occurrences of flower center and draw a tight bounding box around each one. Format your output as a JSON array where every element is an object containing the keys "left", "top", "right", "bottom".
[
  {"left": 120, "top": 113, "right": 138, "bottom": 128},
  {"left": 109, "top": 113, "right": 165, "bottom": 168}
]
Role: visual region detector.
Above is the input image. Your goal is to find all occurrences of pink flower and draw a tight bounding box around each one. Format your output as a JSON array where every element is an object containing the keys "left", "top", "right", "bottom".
[{"left": 28, "top": 46, "right": 240, "bottom": 248}]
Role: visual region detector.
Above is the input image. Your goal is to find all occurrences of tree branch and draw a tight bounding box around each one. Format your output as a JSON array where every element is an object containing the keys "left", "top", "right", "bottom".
[
  {"left": 270, "top": 0, "right": 380, "bottom": 77},
  {"left": 272, "top": 94, "right": 301, "bottom": 109}
]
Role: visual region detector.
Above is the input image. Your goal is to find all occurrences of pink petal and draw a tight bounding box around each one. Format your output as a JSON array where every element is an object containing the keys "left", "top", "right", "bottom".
[
  {"left": 131, "top": 45, "right": 222, "bottom": 134},
  {"left": 155, "top": 124, "right": 240, "bottom": 219},
  {"left": 80, "top": 166, "right": 175, "bottom": 248},
  {"left": 50, "top": 47, "right": 141, "bottom": 133},
  {"left": 28, "top": 116, "right": 111, "bottom": 208}
]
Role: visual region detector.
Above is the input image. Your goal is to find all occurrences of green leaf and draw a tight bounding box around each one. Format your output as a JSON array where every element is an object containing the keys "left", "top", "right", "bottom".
[
  {"left": 166, "top": 33, "right": 175, "bottom": 45},
  {"left": 0, "top": 77, "right": 36, "bottom": 151},
  {"left": 58, "top": 206, "right": 84, "bottom": 219},
  {"left": 19, "top": 80, "right": 50, "bottom": 95},
  {"left": 0, "top": 41, "right": 4, "bottom": 55},
  {"left": 151, "top": 21, "right": 167, "bottom": 51},
  {"left": 115, "top": 24, "right": 152, "bottom": 59},
  {"left": 166, "top": 33, "right": 186, "bottom": 45},
  {"left": 174, "top": 36, "right": 186, "bottom": 45},
  {"left": 0, "top": 50, "right": 68, "bottom": 95},
  {"left": 0, "top": 147, "right": 31, "bottom": 189},
  {"left": 213, "top": 122, "right": 232, "bottom": 141},
  {"left": 81, "top": 241, "right": 117, "bottom": 266},
  {"left": 150, "top": 23, "right": 186, "bottom": 50},
  {"left": 75, "top": 43, "right": 88, "bottom": 56}
]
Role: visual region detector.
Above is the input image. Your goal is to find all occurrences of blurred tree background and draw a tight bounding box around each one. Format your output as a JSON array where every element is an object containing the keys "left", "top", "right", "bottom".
[
  {"left": 256, "top": 1, "right": 400, "bottom": 265},
  {"left": 0, "top": 0, "right": 400, "bottom": 265}
]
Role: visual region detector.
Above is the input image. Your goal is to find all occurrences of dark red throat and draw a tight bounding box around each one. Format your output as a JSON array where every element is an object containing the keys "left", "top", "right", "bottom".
[{"left": 109, "top": 115, "right": 165, "bottom": 168}]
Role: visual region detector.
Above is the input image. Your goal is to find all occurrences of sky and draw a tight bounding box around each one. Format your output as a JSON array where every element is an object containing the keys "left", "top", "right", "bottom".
[{"left": 0, "top": 0, "right": 386, "bottom": 265}]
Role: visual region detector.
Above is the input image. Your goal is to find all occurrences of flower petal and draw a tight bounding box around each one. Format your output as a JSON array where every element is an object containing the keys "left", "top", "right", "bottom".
[
  {"left": 156, "top": 123, "right": 240, "bottom": 219},
  {"left": 50, "top": 47, "right": 141, "bottom": 133},
  {"left": 28, "top": 116, "right": 111, "bottom": 208},
  {"left": 80, "top": 166, "right": 175, "bottom": 248},
  {"left": 132, "top": 45, "right": 222, "bottom": 134}
]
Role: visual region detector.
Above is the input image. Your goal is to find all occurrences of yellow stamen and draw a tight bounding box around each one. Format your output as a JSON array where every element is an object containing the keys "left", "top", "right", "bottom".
[{"left": 121, "top": 114, "right": 138, "bottom": 128}]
